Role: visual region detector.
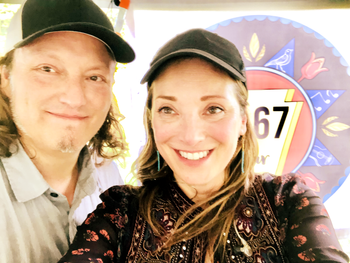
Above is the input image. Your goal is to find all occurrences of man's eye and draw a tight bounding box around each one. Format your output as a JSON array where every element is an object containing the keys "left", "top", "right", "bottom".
[
  {"left": 207, "top": 106, "right": 223, "bottom": 114},
  {"left": 159, "top": 107, "right": 175, "bottom": 114},
  {"left": 40, "top": 66, "right": 55, "bottom": 73},
  {"left": 90, "top": 76, "right": 102, "bottom": 81}
]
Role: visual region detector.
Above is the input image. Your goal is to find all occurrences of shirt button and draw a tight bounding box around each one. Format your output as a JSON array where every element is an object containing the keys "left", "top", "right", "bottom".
[{"left": 50, "top": 192, "right": 59, "bottom": 198}]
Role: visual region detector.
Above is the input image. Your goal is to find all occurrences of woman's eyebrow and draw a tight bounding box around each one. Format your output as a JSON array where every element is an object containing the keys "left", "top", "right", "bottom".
[
  {"left": 201, "top": 95, "right": 226, "bottom": 101},
  {"left": 155, "top": 95, "right": 177, "bottom": 101}
]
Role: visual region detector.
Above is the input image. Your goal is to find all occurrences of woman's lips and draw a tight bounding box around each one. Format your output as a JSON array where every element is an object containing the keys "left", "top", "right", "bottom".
[{"left": 175, "top": 149, "right": 213, "bottom": 164}]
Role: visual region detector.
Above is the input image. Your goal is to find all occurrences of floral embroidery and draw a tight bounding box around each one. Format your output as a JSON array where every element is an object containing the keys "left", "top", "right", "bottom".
[
  {"left": 291, "top": 224, "right": 299, "bottom": 229},
  {"left": 296, "top": 197, "right": 309, "bottom": 209},
  {"left": 58, "top": 177, "right": 349, "bottom": 263},
  {"left": 320, "top": 208, "right": 329, "bottom": 217},
  {"left": 293, "top": 184, "right": 305, "bottom": 194},
  {"left": 84, "top": 230, "right": 99, "bottom": 242},
  {"left": 298, "top": 248, "right": 316, "bottom": 261},
  {"left": 104, "top": 208, "right": 126, "bottom": 229},
  {"left": 72, "top": 248, "right": 90, "bottom": 255},
  {"left": 293, "top": 235, "right": 307, "bottom": 247},
  {"left": 88, "top": 258, "right": 103, "bottom": 263},
  {"left": 99, "top": 229, "right": 110, "bottom": 241},
  {"left": 316, "top": 224, "right": 331, "bottom": 236},
  {"left": 104, "top": 250, "right": 114, "bottom": 260},
  {"left": 85, "top": 213, "right": 95, "bottom": 225}
]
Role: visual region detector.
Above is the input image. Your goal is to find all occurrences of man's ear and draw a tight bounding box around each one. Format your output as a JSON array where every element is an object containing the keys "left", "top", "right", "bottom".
[{"left": 0, "top": 65, "right": 11, "bottom": 97}]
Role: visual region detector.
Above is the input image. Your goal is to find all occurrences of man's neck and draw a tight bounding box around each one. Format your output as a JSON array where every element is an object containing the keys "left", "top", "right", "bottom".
[{"left": 20, "top": 140, "right": 82, "bottom": 206}]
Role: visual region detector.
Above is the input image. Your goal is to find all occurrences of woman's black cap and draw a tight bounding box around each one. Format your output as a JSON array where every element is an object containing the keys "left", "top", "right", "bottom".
[{"left": 141, "top": 28, "right": 246, "bottom": 86}]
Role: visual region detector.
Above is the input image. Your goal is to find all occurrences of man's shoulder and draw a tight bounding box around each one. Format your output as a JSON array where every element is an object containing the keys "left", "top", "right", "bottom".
[{"left": 92, "top": 159, "right": 124, "bottom": 191}]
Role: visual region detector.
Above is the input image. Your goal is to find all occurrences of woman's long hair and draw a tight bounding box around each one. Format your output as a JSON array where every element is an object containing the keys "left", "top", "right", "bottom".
[
  {"left": 0, "top": 50, "right": 128, "bottom": 163},
  {"left": 134, "top": 57, "right": 259, "bottom": 257}
]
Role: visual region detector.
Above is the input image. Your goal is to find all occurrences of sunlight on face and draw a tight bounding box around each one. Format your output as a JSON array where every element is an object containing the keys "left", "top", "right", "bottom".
[{"left": 151, "top": 58, "right": 247, "bottom": 195}]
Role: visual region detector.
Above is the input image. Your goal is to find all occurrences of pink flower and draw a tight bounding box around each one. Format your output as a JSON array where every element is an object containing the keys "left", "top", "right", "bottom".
[{"left": 298, "top": 52, "right": 328, "bottom": 82}]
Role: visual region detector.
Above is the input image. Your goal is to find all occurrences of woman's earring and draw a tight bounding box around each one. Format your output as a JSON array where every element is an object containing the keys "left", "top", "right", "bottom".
[
  {"left": 157, "top": 151, "right": 160, "bottom": 171},
  {"left": 241, "top": 139, "right": 245, "bottom": 174}
]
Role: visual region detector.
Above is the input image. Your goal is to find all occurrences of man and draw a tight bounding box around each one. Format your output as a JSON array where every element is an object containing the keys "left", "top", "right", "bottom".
[{"left": 0, "top": 0, "right": 135, "bottom": 262}]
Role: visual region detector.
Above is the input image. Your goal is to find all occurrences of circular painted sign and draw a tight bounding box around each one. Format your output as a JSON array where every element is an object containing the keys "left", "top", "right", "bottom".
[{"left": 207, "top": 16, "right": 350, "bottom": 202}]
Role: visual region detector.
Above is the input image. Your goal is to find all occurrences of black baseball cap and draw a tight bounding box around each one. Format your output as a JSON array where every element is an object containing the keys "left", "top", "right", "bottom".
[
  {"left": 141, "top": 28, "right": 246, "bottom": 86},
  {"left": 4, "top": 0, "right": 135, "bottom": 63}
]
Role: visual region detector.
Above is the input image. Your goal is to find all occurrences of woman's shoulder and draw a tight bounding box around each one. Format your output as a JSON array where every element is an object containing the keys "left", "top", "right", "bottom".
[
  {"left": 255, "top": 173, "right": 319, "bottom": 209},
  {"left": 98, "top": 185, "right": 141, "bottom": 212},
  {"left": 257, "top": 173, "right": 311, "bottom": 193}
]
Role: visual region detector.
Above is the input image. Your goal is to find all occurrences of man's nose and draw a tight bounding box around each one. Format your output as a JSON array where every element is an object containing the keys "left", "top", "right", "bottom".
[{"left": 59, "top": 76, "right": 87, "bottom": 108}]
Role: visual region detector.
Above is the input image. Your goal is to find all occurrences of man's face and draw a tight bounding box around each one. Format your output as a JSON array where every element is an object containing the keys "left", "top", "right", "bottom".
[{"left": 4, "top": 31, "right": 116, "bottom": 154}]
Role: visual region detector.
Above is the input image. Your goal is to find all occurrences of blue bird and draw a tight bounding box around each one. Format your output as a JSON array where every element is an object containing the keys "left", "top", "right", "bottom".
[{"left": 265, "top": 49, "right": 293, "bottom": 72}]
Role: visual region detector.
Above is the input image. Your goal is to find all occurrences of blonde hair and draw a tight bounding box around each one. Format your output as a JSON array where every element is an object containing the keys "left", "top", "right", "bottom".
[
  {"left": 0, "top": 50, "right": 128, "bottom": 162},
  {"left": 134, "top": 57, "right": 259, "bottom": 258}
]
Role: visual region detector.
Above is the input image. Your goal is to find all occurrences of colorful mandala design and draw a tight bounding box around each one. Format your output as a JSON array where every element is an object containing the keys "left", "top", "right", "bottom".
[{"left": 207, "top": 16, "right": 350, "bottom": 202}]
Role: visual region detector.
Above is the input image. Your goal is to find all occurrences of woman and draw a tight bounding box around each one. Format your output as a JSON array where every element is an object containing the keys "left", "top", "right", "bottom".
[{"left": 59, "top": 29, "right": 348, "bottom": 263}]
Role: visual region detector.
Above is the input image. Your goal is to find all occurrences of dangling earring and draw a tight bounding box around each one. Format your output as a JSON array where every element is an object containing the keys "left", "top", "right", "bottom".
[
  {"left": 157, "top": 150, "right": 160, "bottom": 171},
  {"left": 241, "top": 138, "right": 245, "bottom": 174}
]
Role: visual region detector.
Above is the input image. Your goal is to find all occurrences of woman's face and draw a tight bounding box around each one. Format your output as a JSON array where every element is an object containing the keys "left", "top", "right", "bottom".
[{"left": 151, "top": 58, "right": 247, "bottom": 193}]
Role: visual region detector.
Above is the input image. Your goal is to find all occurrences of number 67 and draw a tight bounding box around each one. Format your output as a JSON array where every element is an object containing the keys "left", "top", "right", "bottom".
[{"left": 254, "top": 106, "right": 289, "bottom": 139}]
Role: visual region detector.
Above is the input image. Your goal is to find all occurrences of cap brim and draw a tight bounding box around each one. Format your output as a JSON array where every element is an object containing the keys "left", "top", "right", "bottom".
[
  {"left": 14, "top": 22, "right": 135, "bottom": 63},
  {"left": 141, "top": 49, "right": 246, "bottom": 85}
]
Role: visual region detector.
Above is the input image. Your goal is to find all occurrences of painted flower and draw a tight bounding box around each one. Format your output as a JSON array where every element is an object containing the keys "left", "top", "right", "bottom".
[
  {"left": 298, "top": 52, "right": 328, "bottom": 82},
  {"left": 296, "top": 171, "right": 325, "bottom": 193}
]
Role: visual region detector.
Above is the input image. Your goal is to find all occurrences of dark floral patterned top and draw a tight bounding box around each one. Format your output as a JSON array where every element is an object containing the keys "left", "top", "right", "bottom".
[{"left": 58, "top": 174, "right": 349, "bottom": 263}]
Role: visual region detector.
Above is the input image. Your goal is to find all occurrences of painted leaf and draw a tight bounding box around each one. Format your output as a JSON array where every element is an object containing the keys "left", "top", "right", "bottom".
[
  {"left": 243, "top": 46, "right": 252, "bottom": 62},
  {"left": 326, "top": 122, "right": 350, "bottom": 131},
  {"left": 255, "top": 45, "right": 265, "bottom": 62},
  {"left": 249, "top": 33, "right": 259, "bottom": 58},
  {"left": 322, "top": 128, "right": 337, "bottom": 137},
  {"left": 322, "top": 116, "right": 338, "bottom": 125}
]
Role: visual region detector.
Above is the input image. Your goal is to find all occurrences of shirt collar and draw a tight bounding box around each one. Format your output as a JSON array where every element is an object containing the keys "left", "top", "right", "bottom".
[
  {"left": 2, "top": 142, "right": 96, "bottom": 203},
  {"left": 75, "top": 147, "right": 97, "bottom": 198},
  {"left": 2, "top": 142, "right": 49, "bottom": 202}
]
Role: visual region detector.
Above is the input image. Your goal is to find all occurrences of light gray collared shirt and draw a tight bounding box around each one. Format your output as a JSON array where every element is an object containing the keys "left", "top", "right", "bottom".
[{"left": 0, "top": 143, "right": 123, "bottom": 263}]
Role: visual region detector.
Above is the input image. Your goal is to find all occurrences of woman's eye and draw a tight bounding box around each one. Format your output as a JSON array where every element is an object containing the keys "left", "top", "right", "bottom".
[
  {"left": 159, "top": 107, "right": 175, "bottom": 114},
  {"left": 40, "top": 66, "right": 55, "bottom": 73},
  {"left": 207, "top": 106, "right": 223, "bottom": 114}
]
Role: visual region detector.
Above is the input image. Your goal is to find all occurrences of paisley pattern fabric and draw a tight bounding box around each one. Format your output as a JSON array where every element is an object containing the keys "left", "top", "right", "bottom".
[{"left": 58, "top": 174, "right": 349, "bottom": 263}]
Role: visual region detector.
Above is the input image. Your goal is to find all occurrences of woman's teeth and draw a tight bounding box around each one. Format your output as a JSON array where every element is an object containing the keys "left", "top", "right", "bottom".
[{"left": 179, "top": 150, "right": 210, "bottom": 160}]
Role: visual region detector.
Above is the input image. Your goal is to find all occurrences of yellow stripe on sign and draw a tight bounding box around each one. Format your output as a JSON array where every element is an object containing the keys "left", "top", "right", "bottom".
[
  {"left": 285, "top": 89, "right": 295, "bottom": 102},
  {"left": 275, "top": 101, "right": 303, "bottom": 175}
]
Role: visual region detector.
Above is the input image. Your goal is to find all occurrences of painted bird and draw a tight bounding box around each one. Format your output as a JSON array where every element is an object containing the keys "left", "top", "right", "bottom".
[{"left": 265, "top": 49, "right": 293, "bottom": 72}]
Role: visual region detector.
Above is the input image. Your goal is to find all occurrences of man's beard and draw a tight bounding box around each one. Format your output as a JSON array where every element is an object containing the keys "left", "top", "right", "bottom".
[{"left": 56, "top": 126, "right": 78, "bottom": 153}]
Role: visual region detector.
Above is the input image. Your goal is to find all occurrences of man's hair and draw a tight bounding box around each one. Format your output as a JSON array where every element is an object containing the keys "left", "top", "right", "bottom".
[{"left": 0, "top": 50, "right": 128, "bottom": 162}]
